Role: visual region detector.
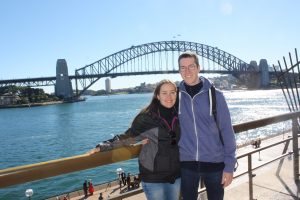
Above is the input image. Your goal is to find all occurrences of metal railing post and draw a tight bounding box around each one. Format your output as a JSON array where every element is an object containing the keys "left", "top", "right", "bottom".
[
  {"left": 292, "top": 118, "right": 299, "bottom": 182},
  {"left": 276, "top": 139, "right": 290, "bottom": 175},
  {"left": 248, "top": 154, "right": 254, "bottom": 200}
]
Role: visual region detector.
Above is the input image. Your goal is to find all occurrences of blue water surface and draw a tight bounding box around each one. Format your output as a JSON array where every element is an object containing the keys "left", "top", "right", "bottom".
[{"left": 0, "top": 90, "right": 289, "bottom": 199}]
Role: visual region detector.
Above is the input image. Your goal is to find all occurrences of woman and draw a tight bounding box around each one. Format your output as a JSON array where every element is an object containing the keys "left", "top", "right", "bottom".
[
  {"left": 88, "top": 181, "right": 94, "bottom": 195},
  {"left": 89, "top": 80, "right": 181, "bottom": 200}
]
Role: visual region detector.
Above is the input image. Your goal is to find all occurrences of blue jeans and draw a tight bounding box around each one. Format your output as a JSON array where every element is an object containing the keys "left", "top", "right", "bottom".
[
  {"left": 181, "top": 163, "right": 224, "bottom": 200},
  {"left": 142, "top": 178, "right": 181, "bottom": 200}
]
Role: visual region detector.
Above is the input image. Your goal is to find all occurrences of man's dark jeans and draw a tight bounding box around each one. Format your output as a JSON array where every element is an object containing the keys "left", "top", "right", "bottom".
[{"left": 181, "top": 162, "right": 224, "bottom": 200}]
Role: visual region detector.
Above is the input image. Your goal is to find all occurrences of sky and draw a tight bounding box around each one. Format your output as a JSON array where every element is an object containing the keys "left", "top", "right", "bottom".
[{"left": 0, "top": 0, "right": 299, "bottom": 93}]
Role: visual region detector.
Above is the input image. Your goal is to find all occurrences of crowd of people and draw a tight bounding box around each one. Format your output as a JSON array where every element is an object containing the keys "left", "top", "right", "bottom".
[
  {"left": 87, "top": 51, "right": 237, "bottom": 200},
  {"left": 81, "top": 171, "right": 141, "bottom": 199},
  {"left": 119, "top": 172, "right": 140, "bottom": 191}
]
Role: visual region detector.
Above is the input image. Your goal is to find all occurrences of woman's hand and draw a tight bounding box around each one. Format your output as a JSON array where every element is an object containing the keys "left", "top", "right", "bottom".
[
  {"left": 130, "top": 138, "right": 149, "bottom": 146},
  {"left": 86, "top": 147, "right": 100, "bottom": 155},
  {"left": 140, "top": 138, "right": 149, "bottom": 145}
]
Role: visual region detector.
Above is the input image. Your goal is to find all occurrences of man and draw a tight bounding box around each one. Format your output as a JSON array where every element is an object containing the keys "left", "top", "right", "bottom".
[
  {"left": 98, "top": 192, "right": 103, "bottom": 200},
  {"left": 177, "top": 51, "right": 236, "bottom": 200},
  {"left": 121, "top": 171, "right": 126, "bottom": 186},
  {"left": 83, "top": 180, "right": 88, "bottom": 198}
]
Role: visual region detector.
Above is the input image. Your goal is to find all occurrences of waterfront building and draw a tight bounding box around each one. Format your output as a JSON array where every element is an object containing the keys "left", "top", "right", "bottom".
[
  {"left": 105, "top": 78, "right": 111, "bottom": 93},
  {"left": 0, "top": 93, "right": 20, "bottom": 105}
]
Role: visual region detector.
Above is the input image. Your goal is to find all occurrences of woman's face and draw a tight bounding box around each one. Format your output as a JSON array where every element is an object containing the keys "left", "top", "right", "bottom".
[{"left": 157, "top": 83, "right": 177, "bottom": 108}]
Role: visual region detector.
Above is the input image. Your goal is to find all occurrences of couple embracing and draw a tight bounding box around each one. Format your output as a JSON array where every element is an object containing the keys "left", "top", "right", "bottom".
[{"left": 89, "top": 51, "right": 236, "bottom": 200}]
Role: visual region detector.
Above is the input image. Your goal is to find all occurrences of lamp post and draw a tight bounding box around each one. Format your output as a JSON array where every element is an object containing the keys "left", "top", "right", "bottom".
[{"left": 25, "top": 189, "right": 33, "bottom": 200}]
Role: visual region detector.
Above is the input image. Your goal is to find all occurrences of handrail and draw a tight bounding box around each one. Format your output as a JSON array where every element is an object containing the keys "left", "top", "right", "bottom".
[
  {"left": 0, "top": 145, "right": 141, "bottom": 188},
  {"left": 195, "top": 137, "right": 296, "bottom": 199},
  {"left": 1, "top": 111, "right": 300, "bottom": 189},
  {"left": 233, "top": 110, "right": 300, "bottom": 133}
]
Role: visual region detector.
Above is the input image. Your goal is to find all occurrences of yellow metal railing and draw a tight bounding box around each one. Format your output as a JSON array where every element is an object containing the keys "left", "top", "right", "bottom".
[{"left": 0, "top": 145, "right": 141, "bottom": 188}]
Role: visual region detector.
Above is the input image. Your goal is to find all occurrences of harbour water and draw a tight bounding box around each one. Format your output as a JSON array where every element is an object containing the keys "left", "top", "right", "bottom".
[{"left": 0, "top": 89, "right": 290, "bottom": 199}]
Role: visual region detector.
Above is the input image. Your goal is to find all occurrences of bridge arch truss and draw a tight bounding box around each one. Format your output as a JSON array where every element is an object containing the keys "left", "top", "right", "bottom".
[{"left": 75, "top": 40, "right": 250, "bottom": 96}]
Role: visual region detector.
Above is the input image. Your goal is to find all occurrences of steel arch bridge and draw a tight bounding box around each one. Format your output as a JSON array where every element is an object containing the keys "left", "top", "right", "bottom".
[{"left": 75, "top": 40, "right": 250, "bottom": 96}]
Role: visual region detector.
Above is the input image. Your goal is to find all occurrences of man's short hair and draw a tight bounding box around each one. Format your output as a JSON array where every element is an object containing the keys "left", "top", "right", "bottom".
[{"left": 178, "top": 51, "right": 200, "bottom": 68}]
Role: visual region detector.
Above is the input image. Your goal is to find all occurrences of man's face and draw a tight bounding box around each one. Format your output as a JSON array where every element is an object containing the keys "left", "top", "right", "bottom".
[{"left": 179, "top": 57, "right": 200, "bottom": 86}]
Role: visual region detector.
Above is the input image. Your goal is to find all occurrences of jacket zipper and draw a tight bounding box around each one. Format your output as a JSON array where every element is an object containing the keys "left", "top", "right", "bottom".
[
  {"left": 180, "top": 85, "right": 207, "bottom": 162},
  {"left": 191, "top": 97, "right": 199, "bottom": 161}
]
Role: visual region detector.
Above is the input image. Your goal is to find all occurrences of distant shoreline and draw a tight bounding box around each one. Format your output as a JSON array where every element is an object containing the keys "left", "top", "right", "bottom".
[
  {"left": 0, "top": 87, "right": 280, "bottom": 109},
  {"left": 0, "top": 101, "right": 63, "bottom": 109}
]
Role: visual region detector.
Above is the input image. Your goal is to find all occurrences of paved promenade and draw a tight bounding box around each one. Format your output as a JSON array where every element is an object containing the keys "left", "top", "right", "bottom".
[
  {"left": 56, "top": 133, "right": 299, "bottom": 200},
  {"left": 225, "top": 139, "right": 299, "bottom": 200}
]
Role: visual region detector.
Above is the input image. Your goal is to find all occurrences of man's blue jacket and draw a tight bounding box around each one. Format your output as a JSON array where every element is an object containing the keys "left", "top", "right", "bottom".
[{"left": 178, "top": 76, "right": 236, "bottom": 173}]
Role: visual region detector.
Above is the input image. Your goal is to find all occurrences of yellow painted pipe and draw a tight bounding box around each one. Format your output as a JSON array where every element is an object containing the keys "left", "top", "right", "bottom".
[{"left": 0, "top": 145, "right": 142, "bottom": 188}]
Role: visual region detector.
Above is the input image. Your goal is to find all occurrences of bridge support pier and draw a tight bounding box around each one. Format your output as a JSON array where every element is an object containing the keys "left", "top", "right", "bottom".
[
  {"left": 259, "top": 59, "right": 270, "bottom": 88},
  {"left": 55, "top": 59, "right": 73, "bottom": 100},
  {"left": 242, "top": 60, "right": 270, "bottom": 89}
]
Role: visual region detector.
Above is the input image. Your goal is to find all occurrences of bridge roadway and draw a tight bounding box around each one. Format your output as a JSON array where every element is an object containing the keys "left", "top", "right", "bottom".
[
  {"left": 0, "top": 70, "right": 234, "bottom": 86},
  {"left": 50, "top": 133, "right": 299, "bottom": 200}
]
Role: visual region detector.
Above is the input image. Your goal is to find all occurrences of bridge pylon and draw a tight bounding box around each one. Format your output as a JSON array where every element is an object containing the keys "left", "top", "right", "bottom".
[
  {"left": 55, "top": 59, "right": 73, "bottom": 100},
  {"left": 236, "top": 59, "right": 270, "bottom": 89}
]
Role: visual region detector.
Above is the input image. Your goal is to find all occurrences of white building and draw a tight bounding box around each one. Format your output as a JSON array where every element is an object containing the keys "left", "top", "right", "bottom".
[{"left": 105, "top": 78, "right": 111, "bottom": 93}]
